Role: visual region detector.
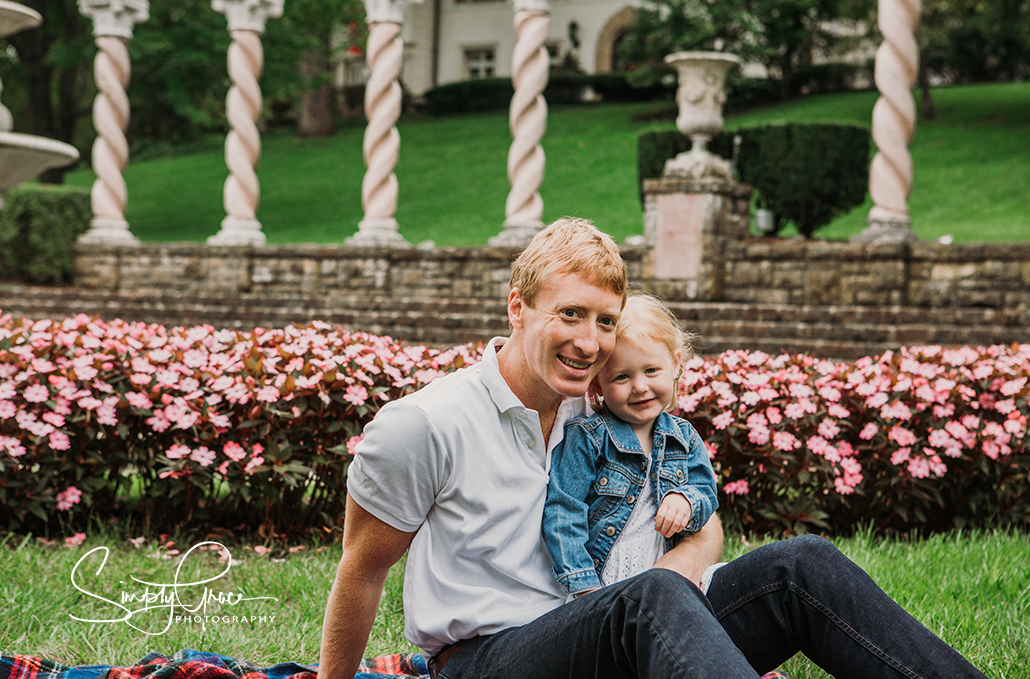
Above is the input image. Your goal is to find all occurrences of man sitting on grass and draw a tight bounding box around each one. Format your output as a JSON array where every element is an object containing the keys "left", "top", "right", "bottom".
[{"left": 318, "top": 217, "right": 987, "bottom": 679}]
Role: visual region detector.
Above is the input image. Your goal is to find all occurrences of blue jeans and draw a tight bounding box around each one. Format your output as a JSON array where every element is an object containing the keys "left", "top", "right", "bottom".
[{"left": 438, "top": 535, "right": 986, "bottom": 679}]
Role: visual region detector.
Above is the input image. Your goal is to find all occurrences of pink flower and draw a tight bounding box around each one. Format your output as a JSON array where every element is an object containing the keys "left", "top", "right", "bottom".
[
  {"left": 256, "top": 386, "right": 280, "bottom": 403},
  {"left": 97, "top": 405, "right": 118, "bottom": 427},
  {"left": 245, "top": 456, "right": 265, "bottom": 474},
  {"left": 1000, "top": 377, "right": 1027, "bottom": 396},
  {"left": 908, "top": 457, "right": 930, "bottom": 479},
  {"left": 125, "top": 392, "right": 153, "bottom": 409},
  {"left": 346, "top": 434, "right": 364, "bottom": 456},
  {"left": 56, "top": 486, "right": 83, "bottom": 511},
  {"left": 712, "top": 411, "right": 734, "bottom": 430},
  {"left": 344, "top": 384, "right": 369, "bottom": 407},
  {"left": 166, "top": 444, "right": 191, "bottom": 460},
  {"left": 49, "top": 431, "right": 71, "bottom": 451},
  {"left": 723, "top": 479, "right": 750, "bottom": 495},
  {"left": 24, "top": 384, "right": 50, "bottom": 403},
  {"left": 817, "top": 418, "right": 840, "bottom": 439},
  {"left": 828, "top": 404, "right": 850, "bottom": 419},
  {"left": 704, "top": 441, "right": 718, "bottom": 459},
  {"left": 765, "top": 407, "right": 782, "bottom": 424},
  {"left": 65, "top": 533, "right": 87, "bottom": 547},
  {"left": 253, "top": 545, "right": 271, "bottom": 555},
  {"left": 772, "top": 431, "right": 801, "bottom": 451},
  {"left": 866, "top": 392, "right": 889, "bottom": 409},
  {"left": 807, "top": 436, "right": 830, "bottom": 456},
  {"left": 75, "top": 365, "right": 98, "bottom": 381},
  {"left": 880, "top": 401, "right": 912, "bottom": 421},
  {"left": 888, "top": 425, "right": 916, "bottom": 447},
  {"left": 42, "top": 411, "right": 65, "bottom": 427},
  {"left": 0, "top": 400, "right": 14, "bottom": 419},
  {"left": 224, "top": 441, "right": 247, "bottom": 461},
  {"left": 891, "top": 447, "right": 911, "bottom": 465},
  {"left": 748, "top": 426, "right": 771, "bottom": 445},
  {"left": 191, "top": 446, "right": 216, "bottom": 467}
]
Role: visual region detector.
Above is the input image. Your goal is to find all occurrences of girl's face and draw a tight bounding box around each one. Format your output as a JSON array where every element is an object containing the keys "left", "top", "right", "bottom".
[{"left": 596, "top": 335, "right": 679, "bottom": 433}]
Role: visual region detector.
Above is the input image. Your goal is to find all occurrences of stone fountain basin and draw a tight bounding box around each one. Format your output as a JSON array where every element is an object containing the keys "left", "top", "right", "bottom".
[
  {"left": 0, "top": 0, "right": 41, "bottom": 37},
  {"left": 0, "top": 132, "right": 79, "bottom": 191}
]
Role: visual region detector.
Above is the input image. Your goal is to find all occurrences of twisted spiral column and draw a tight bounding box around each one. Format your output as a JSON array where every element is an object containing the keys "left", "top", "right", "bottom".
[
  {"left": 853, "top": 0, "right": 921, "bottom": 245},
  {"left": 77, "top": 0, "right": 149, "bottom": 245},
  {"left": 86, "top": 37, "right": 132, "bottom": 237},
  {"left": 347, "top": 20, "right": 409, "bottom": 247},
  {"left": 209, "top": 29, "right": 266, "bottom": 245},
  {"left": 491, "top": 7, "right": 550, "bottom": 247}
]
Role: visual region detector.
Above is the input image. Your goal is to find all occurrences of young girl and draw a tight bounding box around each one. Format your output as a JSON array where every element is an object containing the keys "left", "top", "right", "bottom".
[{"left": 543, "top": 292, "right": 718, "bottom": 597}]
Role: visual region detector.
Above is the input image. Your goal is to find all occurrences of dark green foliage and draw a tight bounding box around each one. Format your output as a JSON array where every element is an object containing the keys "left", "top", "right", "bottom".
[
  {"left": 788, "top": 62, "right": 873, "bottom": 97},
  {"left": 422, "top": 73, "right": 672, "bottom": 116},
  {"left": 736, "top": 123, "right": 869, "bottom": 236},
  {"left": 590, "top": 73, "right": 674, "bottom": 102},
  {"left": 637, "top": 122, "right": 869, "bottom": 237},
  {"left": 423, "top": 78, "right": 515, "bottom": 116},
  {"left": 0, "top": 184, "right": 90, "bottom": 284}
]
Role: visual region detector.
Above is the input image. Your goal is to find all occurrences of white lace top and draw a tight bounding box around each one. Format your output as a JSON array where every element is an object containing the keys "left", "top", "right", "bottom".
[{"left": 599, "top": 455, "right": 664, "bottom": 587}]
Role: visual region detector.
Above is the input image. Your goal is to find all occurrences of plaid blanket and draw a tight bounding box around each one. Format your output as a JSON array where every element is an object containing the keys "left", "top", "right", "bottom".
[{"left": 0, "top": 649, "right": 788, "bottom": 679}]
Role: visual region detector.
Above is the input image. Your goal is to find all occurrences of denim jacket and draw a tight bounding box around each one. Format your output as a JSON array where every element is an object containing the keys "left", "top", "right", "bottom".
[{"left": 543, "top": 408, "right": 718, "bottom": 595}]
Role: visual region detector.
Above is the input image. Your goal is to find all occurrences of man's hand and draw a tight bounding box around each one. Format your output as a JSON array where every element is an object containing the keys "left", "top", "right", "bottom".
[
  {"left": 319, "top": 497, "right": 415, "bottom": 679},
  {"left": 654, "top": 494, "right": 692, "bottom": 538},
  {"left": 652, "top": 513, "right": 724, "bottom": 588}
]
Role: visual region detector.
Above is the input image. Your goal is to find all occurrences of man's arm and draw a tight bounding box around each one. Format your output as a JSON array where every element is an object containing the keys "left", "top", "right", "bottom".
[
  {"left": 652, "top": 513, "right": 724, "bottom": 587},
  {"left": 319, "top": 496, "right": 416, "bottom": 679}
]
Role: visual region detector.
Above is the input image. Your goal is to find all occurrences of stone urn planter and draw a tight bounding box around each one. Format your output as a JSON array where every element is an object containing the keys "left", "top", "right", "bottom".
[{"left": 662, "top": 51, "right": 740, "bottom": 180}]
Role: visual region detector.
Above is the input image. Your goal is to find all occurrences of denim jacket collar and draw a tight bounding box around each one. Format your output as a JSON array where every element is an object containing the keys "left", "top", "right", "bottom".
[{"left": 597, "top": 408, "right": 691, "bottom": 455}]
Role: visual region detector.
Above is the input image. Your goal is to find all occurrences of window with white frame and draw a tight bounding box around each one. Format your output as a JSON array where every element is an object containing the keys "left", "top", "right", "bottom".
[{"left": 464, "top": 47, "right": 496, "bottom": 79}]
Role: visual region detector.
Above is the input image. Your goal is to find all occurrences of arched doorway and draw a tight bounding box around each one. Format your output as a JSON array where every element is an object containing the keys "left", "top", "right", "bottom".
[{"left": 594, "top": 6, "right": 637, "bottom": 73}]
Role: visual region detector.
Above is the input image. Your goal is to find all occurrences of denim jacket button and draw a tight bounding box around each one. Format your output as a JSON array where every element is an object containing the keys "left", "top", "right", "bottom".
[
  {"left": 676, "top": 469, "right": 684, "bottom": 478},
  {"left": 626, "top": 495, "right": 636, "bottom": 505},
  {"left": 605, "top": 525, "right": 616, "bottom": 536},
  {"left": 593, "top": 558, "right": 600, "bottom": 568},
  {"left": 599, "top": 477, "right": 608, "bottom": 486}
]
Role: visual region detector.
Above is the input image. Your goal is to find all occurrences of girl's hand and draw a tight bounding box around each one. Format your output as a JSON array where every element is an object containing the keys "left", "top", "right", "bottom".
[{"left": 654, "top": 494, "right": 692, "bottom": 538}]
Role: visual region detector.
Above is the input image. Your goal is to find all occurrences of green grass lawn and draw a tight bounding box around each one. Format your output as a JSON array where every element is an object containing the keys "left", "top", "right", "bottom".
[
  {"left": 2, "top": 530, "right": 1027, "bottom": 678},
  {"left": 63, "top": 81, "right": 1030, "bottom": 246}
]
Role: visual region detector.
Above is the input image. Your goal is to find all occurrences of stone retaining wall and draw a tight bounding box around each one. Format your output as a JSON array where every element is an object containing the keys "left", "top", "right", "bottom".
[{"left": 0, "top": 237, "right": 1024, "bottom": 360}]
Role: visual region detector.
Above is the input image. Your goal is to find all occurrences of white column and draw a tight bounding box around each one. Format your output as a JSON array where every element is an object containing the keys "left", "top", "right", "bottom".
[
  {"left": 852, "top": 0, "right": 921, "bottom": 245},
  {"left": 76, "top": 0, "right": 149, "bottom": 245},
  {"left": 346, "top": 0, "right": 415, "bottom": 248},
  {"left": 490, "top": 0, "right": 550, "bottom": 247},
  {"left": 208, "top": 0, "right": 283, "bottom": 246}
]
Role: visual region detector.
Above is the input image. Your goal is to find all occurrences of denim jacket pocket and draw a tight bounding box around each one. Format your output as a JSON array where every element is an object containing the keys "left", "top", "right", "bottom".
[{"left": 587, "top": 465, "right": 632, "bottom": 523}]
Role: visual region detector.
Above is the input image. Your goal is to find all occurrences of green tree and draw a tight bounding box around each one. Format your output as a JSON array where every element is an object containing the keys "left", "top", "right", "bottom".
[
  {"left": 265, "top": 0, "right": 366, "bottom": 138},
  {"left": 1, "top": 0, "right": 94, "bottom": 183},
  {"left": 619, "top": 0, "right": 862, "bottom": 100}
]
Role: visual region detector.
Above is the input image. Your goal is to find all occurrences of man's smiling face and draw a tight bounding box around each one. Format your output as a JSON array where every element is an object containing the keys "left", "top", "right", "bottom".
[{"left": 510, "top": 271, "right": 623, "bottom": 402}]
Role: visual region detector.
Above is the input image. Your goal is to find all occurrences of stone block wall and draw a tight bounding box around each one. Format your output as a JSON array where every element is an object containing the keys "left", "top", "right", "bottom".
[{"left": 0, "top": 204, "right": 1026, "bottom": 359}]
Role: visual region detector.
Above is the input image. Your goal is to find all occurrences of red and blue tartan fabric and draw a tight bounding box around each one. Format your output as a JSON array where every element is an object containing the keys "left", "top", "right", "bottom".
[{"left": 0, "top": 650, "right": 788, "bottom": 679}]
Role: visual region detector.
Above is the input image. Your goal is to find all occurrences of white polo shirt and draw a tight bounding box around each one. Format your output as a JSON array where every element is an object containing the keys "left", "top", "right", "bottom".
[{"left": 347, "top": 338, "right": 585, "bottom": 656}]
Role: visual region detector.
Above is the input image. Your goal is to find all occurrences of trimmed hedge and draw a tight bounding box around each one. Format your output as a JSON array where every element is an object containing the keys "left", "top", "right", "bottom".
[
  {"left": 422, "top": 73, "right": 671, "bottom": 116},
  {"left": 638, "top": 122, "right": 870, "bottom": 237},
  {"left": 0, "top": 185, "right": 91, "bottom": 284}
]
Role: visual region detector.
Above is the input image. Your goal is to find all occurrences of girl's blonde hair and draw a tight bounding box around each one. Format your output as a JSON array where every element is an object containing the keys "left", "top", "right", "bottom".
[{"left": 589, "top": 292, "right": 697, "bottom": 412}]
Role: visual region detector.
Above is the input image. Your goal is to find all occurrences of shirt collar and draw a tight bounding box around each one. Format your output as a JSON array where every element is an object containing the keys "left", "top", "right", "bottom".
[
  {"left": 598, "top": 408, "right": 687, "bottom": 454},
  {"left": 481, "top": 336, "right": 587, "bottom": 433}
]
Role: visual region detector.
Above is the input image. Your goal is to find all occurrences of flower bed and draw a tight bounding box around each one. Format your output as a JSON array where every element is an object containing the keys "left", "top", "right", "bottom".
[
  {"left": 1, "top": 312, "right": 1027, "bottom": 537},
  {"left": 0, "top": 313, "right": 480, "bottom": 535}
]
